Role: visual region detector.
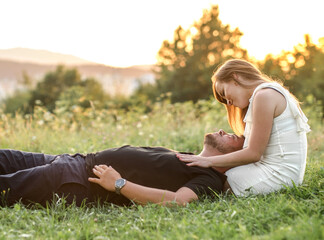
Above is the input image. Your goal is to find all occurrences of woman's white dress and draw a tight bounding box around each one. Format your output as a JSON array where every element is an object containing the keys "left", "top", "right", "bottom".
[{"left": 225, "top": 82, "right": 310, "bottom": 197}]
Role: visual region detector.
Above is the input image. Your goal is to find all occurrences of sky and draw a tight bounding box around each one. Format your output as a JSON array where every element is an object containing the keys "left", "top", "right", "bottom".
[{"left": 0, "top": 0, "right": 323, "bottom": 67}]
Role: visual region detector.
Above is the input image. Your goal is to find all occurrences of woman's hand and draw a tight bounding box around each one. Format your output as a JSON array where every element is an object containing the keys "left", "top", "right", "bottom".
[
  {"left": 88, "top": 165, "right": 121, "bottom": 192},
  {"left": 176, "top": 153, "right": 212, "bottom": 168}
]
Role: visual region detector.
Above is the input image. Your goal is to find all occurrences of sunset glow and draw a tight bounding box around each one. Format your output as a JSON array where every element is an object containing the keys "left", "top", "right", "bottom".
[{"left": 0, "top": 0, "right": 323, "bottom": 67}]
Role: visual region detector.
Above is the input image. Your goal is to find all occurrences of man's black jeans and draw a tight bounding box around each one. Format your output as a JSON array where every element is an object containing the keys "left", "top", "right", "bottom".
[{"left": 0, "top": 149, "right": 89, "bottom": 206}]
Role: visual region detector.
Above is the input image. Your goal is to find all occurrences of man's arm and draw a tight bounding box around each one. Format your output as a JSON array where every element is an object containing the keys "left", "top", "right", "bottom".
[
  {"left": 88, "top": 165, "right": 198, "bottom": 206},
  {"left": 120, "top": 182, "right": 198, "bottom": 206}
]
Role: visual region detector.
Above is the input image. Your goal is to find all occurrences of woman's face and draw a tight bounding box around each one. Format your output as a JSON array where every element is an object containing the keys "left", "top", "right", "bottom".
[{"left": 215, "top": 80, "right": 251, "bottom": 109}]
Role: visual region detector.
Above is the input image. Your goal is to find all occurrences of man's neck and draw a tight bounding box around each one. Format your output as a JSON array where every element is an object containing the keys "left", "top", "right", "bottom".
[
  {"left": 198, "top": 146, "right": 230, "bottom": 174},
  {"left": 198, "top": 146, "right": 222, "bottom": 157}
]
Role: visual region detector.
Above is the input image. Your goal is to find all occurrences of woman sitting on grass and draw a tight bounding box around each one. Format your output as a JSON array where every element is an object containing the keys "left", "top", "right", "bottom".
[{"left": 177, "top": 59, "right": 310, "bottom": 197}]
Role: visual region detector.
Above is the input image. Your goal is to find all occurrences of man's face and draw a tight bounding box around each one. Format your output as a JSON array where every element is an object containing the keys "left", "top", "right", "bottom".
[{"left": 204, "top": 129, "right": 244, "bottom": 154}]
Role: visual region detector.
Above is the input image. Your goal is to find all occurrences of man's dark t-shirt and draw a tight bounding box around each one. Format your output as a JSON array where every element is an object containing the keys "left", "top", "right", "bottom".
[{"left": 86, "top": 145, "right": 226, "bottom": 205}]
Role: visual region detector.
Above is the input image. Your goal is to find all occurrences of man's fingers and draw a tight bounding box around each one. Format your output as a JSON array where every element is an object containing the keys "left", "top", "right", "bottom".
[
  {"left": 88, "top": 177, "right": 99, "bottom": 183},
  {"left": 99, "top": 164, "right": 109, "bottom": 169},
  {"left": 94, "top": 165, "right": 108, "bottom": 173},
  {"left": 94, "top": 165, "right": 101, "bottom": 172},
  {"left": 92, "top": 168, "right": 101, "bottom": 177},
  {"left": 95, "top": 165, "right": 112, "bottom": 171}
]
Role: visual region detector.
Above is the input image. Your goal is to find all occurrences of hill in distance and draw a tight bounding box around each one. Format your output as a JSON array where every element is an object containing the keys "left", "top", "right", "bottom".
[
  {"left": 0, "top": 48, "right": 156, "bottom": 99},
  {"left": 0, "top": 47, "right": 97, "bottom": 66}
]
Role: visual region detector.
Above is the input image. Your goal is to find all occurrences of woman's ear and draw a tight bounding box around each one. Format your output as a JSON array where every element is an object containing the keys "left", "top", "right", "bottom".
[{"left": 232, "top": 73, "right": 239, "bottom": 86}]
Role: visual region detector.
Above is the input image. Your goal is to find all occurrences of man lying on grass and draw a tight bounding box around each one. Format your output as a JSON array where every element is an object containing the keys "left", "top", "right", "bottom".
[{"left": 0, "top": 130, "right": 243, "bottom": 207}]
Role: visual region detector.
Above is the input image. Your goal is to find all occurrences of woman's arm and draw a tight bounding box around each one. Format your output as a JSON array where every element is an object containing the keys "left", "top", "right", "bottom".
[
  {"left": 178, "top": 89, "right": 281, "bottom": 168},
  {"left": 88, "top": 165, "right": 198, "bottom": 206}
]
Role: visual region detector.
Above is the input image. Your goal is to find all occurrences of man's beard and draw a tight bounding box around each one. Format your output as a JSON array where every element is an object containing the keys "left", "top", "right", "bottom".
[
  {"left": 204, "top": 133, "right": 218, "bottom": 148},
  {"left": 204, "top": 133, "right": 232, "bottom": 154}
]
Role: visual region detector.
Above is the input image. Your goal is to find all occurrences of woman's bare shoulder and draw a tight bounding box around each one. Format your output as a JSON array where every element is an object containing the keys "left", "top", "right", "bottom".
[{"left": 253, "top": 88, "right": 286, "bottom": 117}]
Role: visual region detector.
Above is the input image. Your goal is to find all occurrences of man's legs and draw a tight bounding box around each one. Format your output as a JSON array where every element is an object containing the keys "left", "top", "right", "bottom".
[
  {"left": 0, "top": 150, "right": 89, "bottom": 206},
  {"left": 56, "top": 183, "right": 89, "bottom": 206},
  {"left": 0, "top": 149, "right": 56, "bottom": 174},
  {"left": 0, "top": 162, "right": 60, "bottom": 206}
]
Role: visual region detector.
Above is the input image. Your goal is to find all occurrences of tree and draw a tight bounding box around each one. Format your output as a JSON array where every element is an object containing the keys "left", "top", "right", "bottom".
[
  {"left": 79, "top": 78, "right": 106, "bottom": 108},
  {"left": 285, "top": 35, "right": 324, "bottom": 103},
  {"left": 28, "top": 66, "right": 107, "bottom": 112},
  {"left": 144, "top": 5, "right": 247, "bottom": 103},
  {"left": 29, "top": 66, "right": 82, "bottom": 111},
  {"left": 259, "top": 35, "right": 324, "bottom": 117},
  {"left": 3, "top": 91, "right": 31, "bottom": 114}
]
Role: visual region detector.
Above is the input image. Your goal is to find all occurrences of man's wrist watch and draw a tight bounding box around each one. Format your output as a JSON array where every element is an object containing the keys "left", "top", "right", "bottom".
[{"left": 115, "top": 178, "right": 127, "bottom": 195}]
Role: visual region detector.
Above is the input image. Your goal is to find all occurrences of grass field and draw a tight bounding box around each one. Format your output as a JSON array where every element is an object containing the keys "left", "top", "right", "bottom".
[{"left": 0, "top": 99, "right": 323, "bottom": 239}]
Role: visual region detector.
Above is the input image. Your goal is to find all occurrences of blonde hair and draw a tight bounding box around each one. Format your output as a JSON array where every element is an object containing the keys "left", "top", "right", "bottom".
[{"left": 211, "top": 59, "right": 272, "bottom": 136}]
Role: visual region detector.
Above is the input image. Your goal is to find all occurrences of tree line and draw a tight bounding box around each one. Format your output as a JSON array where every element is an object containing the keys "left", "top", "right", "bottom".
[
  {"left": 136, "top": 5, "right": 324, "bottom": 116},
  {"left": 2, "top": 5, "right": 324, "bottom": 117}
]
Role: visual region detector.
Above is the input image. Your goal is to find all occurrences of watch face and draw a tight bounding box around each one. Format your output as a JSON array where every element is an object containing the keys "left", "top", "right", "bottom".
[
  {"left": 116, "top": 178, "right": 126, "bottom": 187},
  {"left": 115, "top": 178, "right": 126, "bottom": 195}
]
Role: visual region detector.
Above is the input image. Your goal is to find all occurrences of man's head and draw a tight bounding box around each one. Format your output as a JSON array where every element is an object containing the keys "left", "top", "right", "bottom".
[{"left": 203, "top": 129, "right": 244, "bottom": 155}]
